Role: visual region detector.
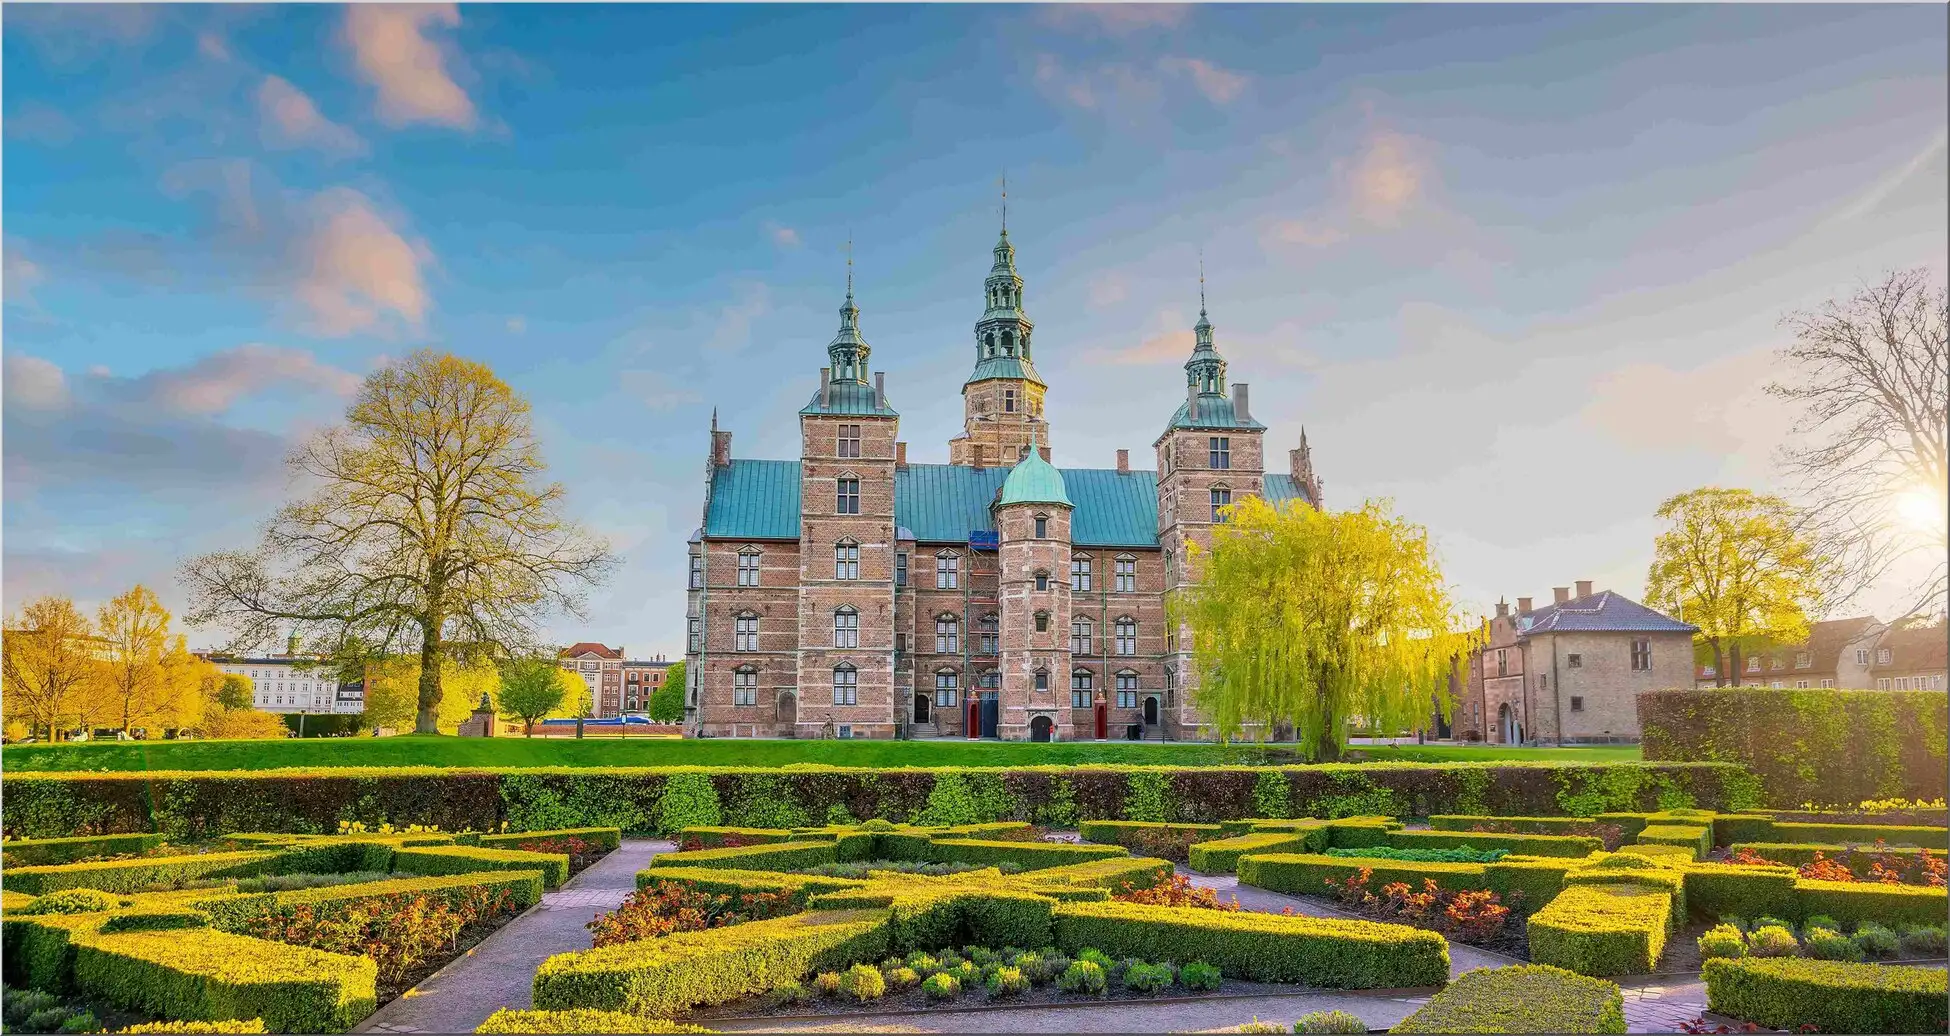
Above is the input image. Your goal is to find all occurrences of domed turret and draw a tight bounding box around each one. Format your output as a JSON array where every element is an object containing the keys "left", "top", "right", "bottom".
[{"left": 998, "top": 432, "right": 1071, "bottom": 508}]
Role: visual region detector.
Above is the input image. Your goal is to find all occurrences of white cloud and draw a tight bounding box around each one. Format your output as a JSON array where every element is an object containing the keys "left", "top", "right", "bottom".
[
  {"left": 257, "top": 75, "right": 366, "bottom": 157},
  {"left": 764, "top": 222, "right": 802, "bottom": 249},
  {"left": 4, "top": 239, "right": 46, "bottom": 305},
  {"left": 1580, "top": 349, "right": 1796, "bottom": 462},
  {"left": 1039, "top": 4, "right": 1190, "bottom": 35},
  {"left": 105, "top": 344, "right": 364, "bottom": 416},
  {"left": 3, "top": 354, "right": 70, "bottom": 412},
  {"left": 343, "top": 3, "right": 477, "bottom": 130},
  {"left": 1160, "top": 57, "right": 1247, "bottom": 105},
  {"left": 292, "top": 188, "right": 432, "bottom": 336}
]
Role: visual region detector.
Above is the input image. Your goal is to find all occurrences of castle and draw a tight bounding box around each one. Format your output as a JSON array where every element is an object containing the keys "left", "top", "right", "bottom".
[{"left": 684, "top": 222, "right": 1322, "bottom": 741}]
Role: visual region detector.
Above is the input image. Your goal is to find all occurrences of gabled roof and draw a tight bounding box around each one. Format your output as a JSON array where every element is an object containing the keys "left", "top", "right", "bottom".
[
  {"left": 1519, "top": 591, "right": 1696, "bottom": 636},
  {"left": 1693, "top": 616, "right": 1885, "bottom": 680},
  {"left": 560, "top": 642, "right": 623, "bottom": 659},
  {"left": 1872, "top": 618, "right": 1948, "bottom": 674}
]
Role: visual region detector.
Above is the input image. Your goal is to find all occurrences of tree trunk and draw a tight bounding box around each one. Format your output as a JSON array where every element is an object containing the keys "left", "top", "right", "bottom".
[
  {"left": 416, "top": 618, "right": 443, "bottom": 734},
  {"left": 1711, "top": 639, "right": 1726, "bottom": 688},
  {"left": 1728, "top": 643, "right": 1743, "bottom": 687}
]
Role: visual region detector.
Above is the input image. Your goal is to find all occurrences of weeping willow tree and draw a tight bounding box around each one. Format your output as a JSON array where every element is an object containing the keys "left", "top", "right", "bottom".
[{"left": 1175, "top": 496, "right": 1480, "bottom": 761}]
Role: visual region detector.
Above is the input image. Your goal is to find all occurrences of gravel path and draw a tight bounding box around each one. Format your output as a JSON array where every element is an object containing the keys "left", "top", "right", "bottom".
[{"left": 356, "top": 838, "right": 672, "bottom": 1034}]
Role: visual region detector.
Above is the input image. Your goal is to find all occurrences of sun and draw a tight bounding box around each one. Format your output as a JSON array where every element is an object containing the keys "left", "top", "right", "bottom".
[{"left": 1894, "top": 485, "right": 1949, "bottom": 536}]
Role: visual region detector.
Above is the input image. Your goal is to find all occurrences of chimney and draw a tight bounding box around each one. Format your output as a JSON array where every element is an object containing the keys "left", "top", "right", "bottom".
[
  {"left": 1495, "top": 600, "right": 1509, "bottom": 618},
  {"left": 875, "top": 371, "right": 886, "bottom": 408},
  {"left": 711, "top": 428, "right": 733, "bottom": 468},
  {"left": 1232, "top": 382, "right": 1250, "bottom": 422},
  {"left": 1116, "top": 449, "right": 1130, "bottom": 474},
  {"left": 1187, "top": 381, "right": 1198, "bottom": 418},
  {"left": 971, "top": 444, "right": 985, "bottom": 468},
  {"left": 1039, "top": 444, "right": 1051, "bottom": 462},
  {"left": 1289, "top": 448, "right": 1304, "bottom": 481},
  {"left": 819, "top": 367, "right": 831, "bottom": 408},
  {"left": 1575, "top": 579, "right": 1593, "bottom": 599},
  {"left": 1553, "top": 586, "right": 1571, "bottom": 605},
  {"left": 1517, "top": 596, "right": 1533, "bottom": 614},
  {"left": 895, "top": 441, "right": 908, "bottom": 469}
]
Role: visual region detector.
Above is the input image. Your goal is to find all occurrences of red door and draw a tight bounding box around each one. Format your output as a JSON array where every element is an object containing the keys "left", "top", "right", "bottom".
[
  {"left": 1094, "top": 701, "right": 1108, "bottom": 740},
  {"left": 967, "top": 697, "right": 981, "bottom": 740}
]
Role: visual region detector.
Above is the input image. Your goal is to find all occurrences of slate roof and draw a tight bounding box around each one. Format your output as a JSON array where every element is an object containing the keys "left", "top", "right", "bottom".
[
  {"left": 1698, "top": 616, "right": 1884, "bottom": 680},
  {"left": 1871, "top": 618, "right": 1948, "bottom": 674},
  {"left": 1519, "top": 591, "right": 1697, "bottom": 635}
]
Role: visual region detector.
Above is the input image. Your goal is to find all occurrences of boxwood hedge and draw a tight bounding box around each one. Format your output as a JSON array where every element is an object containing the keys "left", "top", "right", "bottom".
[
  {"left": 1527, "top": 883, "right": 1672, "bottom": 977},
  {"left": 1051, "top": 900, "right": 1448, "bottom": 988},
  {"left": 1, "top": 833, "right": 168, "bottom": 868},
  {"left": 389, "top": 845, "right": 569, "bottom": 889},
  {"left": 1392, "top": 964, "right": 1627, "bottom": 1033},
  {"left": 72, "top": 928, "right": 377, "bottom": 1033},
  {"left": 1703, "top": 957, "right": 1949, "bottom": 1035},
  {"left": 1, "top": 851, "right": 280, "bottom": 896}
]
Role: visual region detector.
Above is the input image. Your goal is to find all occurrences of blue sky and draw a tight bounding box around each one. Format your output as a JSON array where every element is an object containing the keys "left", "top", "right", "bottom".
[{"left": 5, "top": 3, "right": 1945, "bottom": 656}]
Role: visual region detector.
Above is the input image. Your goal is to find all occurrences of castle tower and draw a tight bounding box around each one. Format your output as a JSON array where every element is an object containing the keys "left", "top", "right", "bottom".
[
  {"left": 949, "top": 202, "right": 1048, "bottom": 468},
  {"left": 992, "top": 430, "right": 1072, "bottom": 741},
  {"left": 796, "top": 261, "right": 901, "bottom": 738}
]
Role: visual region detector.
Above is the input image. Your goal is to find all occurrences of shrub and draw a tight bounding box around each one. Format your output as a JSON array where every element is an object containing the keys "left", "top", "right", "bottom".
[
  {"left": 1748, "top": 925, "right": 1799, "bottom": 957},
  {"left": 1235, "top": 1021, "right": 1284, "bottom": 1034},
  {"left": 1293, "top": 1009, "right": 1366, "bottom": 1034},
  {"left": 1323, "top": 845, "right": 1507, "bottom": 864},
  {"left": 837, "top": 962, "right": 886, "bottom": 1001},
  {"left": 920, "top": 971, "right": 960, "bottom": 1000},
  {"left": 1795, "top": 878, "right": 1950, "bottom": 928},
  {"left": 1774, "top": 822, "right": 1949, "bottom": 849},
  {"left": 1696, "top": 924, "right": 1748, "bottom": 959},
  {"left": 1527, "top": 884, "right": 1671, "bottom": 977},
  {"left": 1057, "top": 959, "right": 1107, "bottom": 994},
  {"left": 1190, "top": 833, "right": 1324, "bottom": 873},
  {"left": 947, "top": 960, "right": 981, "bottom": 987},
  {"left": 477, "top": 827, "right": 623, "bottom": 855},
  {"left": 2, "top": 852, "right": 279, "bottom": 896},
  {"left": 1898, "top": 924, "right": 1947, "bottom": 956},
  {"left": 1806, "top": 927, "right": 1865, "bottom": 962},
  {"left": 1121, "top": 961, "right": 1174, "bottom": 993},
  {"left": 904, "top": 950, "right": 940, "bottom": 973},
  {"left": 233, "top": 881, "right": 524, "bottom": 986},
  {"left": 1852, "top": 922, "right": 1900, "bottom": 958},
  {"left": 1804, "top": 913, "right": 1841, "bottom": 931},
  {"left": 17, "top": 889, "right": 121, "bottom": 915},
  {"left": 648, "top": 842, "right": 838, "bottom": 874},
  {"left": 1076, "top": 947, "right": 1114, "bottom": 970},
  {"left": 71, "top": 928, "right": 377, "bottom": 1033},
  {"left": 1387, "top": 830, "right": 1600, "bottom": 859},
  {"left": 812, "top": 971, "right": 842, "bottom": 996},
  {"left": 589, "top": 881, "right": 798, "bottom": 947},
  {"left": 985, "top": 965, "right": 1029, "bottom": 998},
  {"left": 1112, "top": 874, "right": 1239, "bottom": 912},
  {"left": 1180, "top": 959, "right": 1222, "bottom": 991},
  {"left": 1392, "top": 964, "right": 1627, "bottom": 1033},
  {"left": 388, "top": 845, "right": 569, "bottom": 889},
  {"left": 0, "top": 834, "right": 168, "bottom": 868},
  {"left": 1052, "top": 900, "right": 1448, "bottom": 988},
  {"left": 1703, "top": 957, "right": 1949, "bottom": 1034},
  {"left": 923, "top": 838, "right": 1127, "bottom": 872},
  {"left": 474, "top": 1010, "right": 707, "bottom": 1033},
  {"left": 655, "top": 774, "right": 724, "bottom": 836},
  {"left": 1635, "top": 824, "right": 1712, "bottom": 861},
  {"left": 114, "top": 1022, "right": 269, "bottom": 1033},
  {"left": 884, "top": 965, "right": 919, "bottom": 989}
]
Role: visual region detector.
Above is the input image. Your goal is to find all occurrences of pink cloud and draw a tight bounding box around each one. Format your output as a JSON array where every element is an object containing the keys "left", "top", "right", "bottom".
[
  {"left": 1264, "top": 220, "right": 1348, "bottom": 248},
  {"left": 1160, "top": 57, "right": 1247, "bottom": 105},
  {"left": 3, "top": 354, "right": 69, "bottom": 412},
  {"left": 292, "top": 188, "right": 432, "bottom": 336},
  {"left": 1041, "top": 4, "right": 1190, "bottom": 35},
  {"left": 1343, "top": 131, "right": 1427, "bottom": 225},
  {"left": 120, "top": 344, "right": 364, "bottom": 416},
  {"left": 257, "top": 75, "right": 366, "bottom": 157},
  {"left": 343, "top": 4, "right": 477, "bottom": 130}
]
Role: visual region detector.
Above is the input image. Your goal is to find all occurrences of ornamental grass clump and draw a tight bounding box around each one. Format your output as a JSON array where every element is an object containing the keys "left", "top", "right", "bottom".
[
  {"left": 1294, "top": 1009, "right": 1368, "bottom": 1034},
  {"left": 1058, "top": 959, "right": 1108, "bottom": 994}
]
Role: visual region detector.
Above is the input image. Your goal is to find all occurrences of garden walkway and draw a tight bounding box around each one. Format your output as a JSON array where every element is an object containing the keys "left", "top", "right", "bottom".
[{"left": 356, "top": 838, "right": 673, "bottom": 1035}]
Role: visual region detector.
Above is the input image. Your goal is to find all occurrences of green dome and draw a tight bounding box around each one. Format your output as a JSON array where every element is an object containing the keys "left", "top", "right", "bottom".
[{"left": 998, "top": 443, "right": 1072, "bottom": 508}]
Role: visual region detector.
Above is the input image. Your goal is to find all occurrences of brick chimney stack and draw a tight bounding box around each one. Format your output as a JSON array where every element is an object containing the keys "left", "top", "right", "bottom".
[
  {"left": 1518, "top": 596, "right": 1533, "bottom": 614},
  {"left": 1495, "top": 600, "right": 1509, "bottom": 618},
  {"left": 895, "top": 441, "right": 908, "bottom": 469},
  {"left": 1116, "top": 449, "right": 1130, "bottom": 473},
  {"left": 819, "top": 367, "right": 831, "bottom": 408},
  {"left": 1232, "top": 382, "right": 1250, "bottom": 422},
  {"left": 710, "top": 428, "right": 733, "bottom": 468},
  {"left": 1575, "top": 580, "right": 1593, "bottom": 598},
  {"left": 875, "top": 371, "right": 887, "bottom": 408},
  {"left": 1553, "top": 586, "right": 1571, "bottom": 605}
]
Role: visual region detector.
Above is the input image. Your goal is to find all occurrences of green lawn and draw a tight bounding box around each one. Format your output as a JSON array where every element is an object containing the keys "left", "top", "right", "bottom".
[{"left": 0, "top": 734, "right": 1639, "bottom": 773}]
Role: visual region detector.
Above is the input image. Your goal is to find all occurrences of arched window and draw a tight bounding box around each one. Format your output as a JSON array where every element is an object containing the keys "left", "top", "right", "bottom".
[
  {"left": 1115, "top": 617, "right": 1137, "bottom": 656},
  {"left": 733, "top": 667, "right": 758, "bottom": 706},
  {"left": 834, "top": 607, "right": 859, "bottom": 648},
  {"left": 1070, "top": 668, "right": 1093, "bottom": 708},
  {"left": 1114, "top": 555, "right": 1137, "bottom": 593},
  {"left": 834, "top": 540, "right": 859, "bottom": 580},
  {"left": 832, "top": 664, "right": 857, "bottom": 705},
  {"left": 977, "top": 613, "right": 999, "bottom": 655},
  {"left": 1034, "top": 610, "right": 1050, "bottom": 633},
  {"left": 935, "top": 614, "right": 960, "bottom": 654},
  {"left": 934, "top": 669, "right": 960, "bottom": 708},
  {"left": 734, "top": 612, "right": 759, "bottom": 652},
  {"left": 737, "top": 548, "right": 761, "bottom": 587},
  {"left": 1034, "top": 570, "right": 1050, "bottom": 592},
  {"left": 1116, "top": 671, "right": 1139, "bottom": 708},
  {"left": 1070, "top": 617, "right": 1093, "bottom": 655}
]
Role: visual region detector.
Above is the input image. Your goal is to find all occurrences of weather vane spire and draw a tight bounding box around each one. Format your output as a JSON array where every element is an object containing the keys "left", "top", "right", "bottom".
[
  {"left": 1198, "top": 248, "right": 1207, "bottom": 316},
  {"left": 1000, "top": 172, "right": 1008, "bottom": 232},
  {"left": 845, "top": 232, "right": 854, "bottom": 298}
]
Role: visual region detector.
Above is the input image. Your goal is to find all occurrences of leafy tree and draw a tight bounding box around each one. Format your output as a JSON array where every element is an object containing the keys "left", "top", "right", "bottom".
[
  {"left": 96, "top": 585, "right": 174, "bottom": 733},
  {"left": 200, "top": 708, "right": 290, "bottom": 740},
  {"left": 216, "top": 673, "right": 255, "bottom": 711},
  {"left": 1770, "top": 269, "right": 1947, "bottom": 614},
  {"left": 1644, "top": 487, "right": 1825, "bottom": 685},
  {"left": 496, "top": 656, "right": 568, "bottom": 735},
  {"left": 1175, "top": 496, "right": 1478, "bottom": 761},
  {"left": 1, "top": 596, "right": 106, "bottom": 741},
  {"left": 649, "top": 660, "right": 686, "bottom": 723},
  {"left": 363, "top": 655, "right": 493, "bottom": 733},
  {"left": 181, "top": 350, "right": 614, "bottom": 733}
]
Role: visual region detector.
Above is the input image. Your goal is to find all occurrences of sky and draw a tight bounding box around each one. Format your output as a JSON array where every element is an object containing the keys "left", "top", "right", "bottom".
[{"left": 4, "top": 3, "right": 1946, "bottom": 658}]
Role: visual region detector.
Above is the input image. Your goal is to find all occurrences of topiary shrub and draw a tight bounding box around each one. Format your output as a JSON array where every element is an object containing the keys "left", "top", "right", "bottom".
[
  {"left": 921, "top": 972, "right": 960, "bottom": 1000},
  {"left": 1058, "top": 959, "right": 1108, "bottom": 994},
  {"left": 1294, "top": 1009, "right": 1367, "bottom": 1034}
]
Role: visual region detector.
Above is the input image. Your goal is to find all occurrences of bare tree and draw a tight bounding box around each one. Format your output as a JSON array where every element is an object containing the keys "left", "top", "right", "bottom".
[
  {"left": 182, "top": 350, "right": 614, "bottom": 733},
  {"left": 1769, "top": 268, "right": 1948, "bottom": 616}
]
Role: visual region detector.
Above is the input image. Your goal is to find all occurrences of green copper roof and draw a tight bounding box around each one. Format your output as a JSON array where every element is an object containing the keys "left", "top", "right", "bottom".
[
  {"left": 1263, "top": 473, "right": 1315, "bottom": 508},
  {"left": 704, "top": 459, "right": 802, "bottom": 540},
  {"left": 998, "top": 443, "right": 1072, "bottom": 508},
  {"left": 800, "top": 379, "right": 898, "bottom": 417},
  {"left": 965, "top": 354, "right": 1045, "bottom": 386},
  {"left": 1165, "top": 393, "right": 1266, "bottom": 431}
]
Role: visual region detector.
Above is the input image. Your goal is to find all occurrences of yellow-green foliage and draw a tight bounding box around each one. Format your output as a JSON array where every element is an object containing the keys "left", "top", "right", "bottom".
[
  {"left": 1387, "top": 830, "right": 1601, "bottom": 858},
  {"left": 475, "top": 1009, "right": 711, "bottom": 1033},
  {"left": 1, "top": 834, "right": 168, "bottom": 868},
  {"left": 1773, "top": 822, "right": 1949, "bottom": 848},
  {"left": 1016, "top": 856, "right": 1174, "bottom": 892},
  {"left": 1392, "top": 965, "right": 1626, "bottom": 1033},
  {"left": 647, "top": 842, "right": 838, "bottom": 873},
  {"left": 389, "top": 845, "right": 569, "bottom": 889},
  {"left": 2, "top": 851, "right": 279, "bottom": 895},
  {"left": 198, "top": 870, "right": 546, "bottom": 932},
  {"left": 478, "top": 827, "right": 623, "bottom": 852},
  {"left": 675, "top": 827, "right": 808, "bottom": 847},
  {"left": 1793, "top": 879, "right": 1949, "bottom": 928},
  {"left": 1237, "top": 853, "right": 1489, "bottom": 897},
  {"left": 1704, "top": 957, "right": 1949, "bottom": 1035},
  {"left": 922, "top": 838, "right": 1127, "bottom": 871},
  {"left": 116, "top": 1021, "right": 270, "bottom": 1033},
  {"left": 1528, "top": 884, "right": 1671, "bottom": 977},
  {"left": 1051, "top": 900, "right": 1448, "bottom": 988},
  {"left": 1681, "top": 863, "right": 1798, "bottom": 921},
  {"left": 1, "top": 889, "right": 40, "bottom": 913},
  {"left": 1077, "top": 821, "right": 1224, "bottom": 846},
  {"left": 73, "top": 928, "right": 377, "bottom": 1033},
  {"left": 1188, "top": 833, "right": 1319, "bottom": 874},
  {"left": 634, "top": 866, "right": 865, "bottom": 906},
  {"left": 1636, "top": 824, "right": 1712, "bottom": 860}
]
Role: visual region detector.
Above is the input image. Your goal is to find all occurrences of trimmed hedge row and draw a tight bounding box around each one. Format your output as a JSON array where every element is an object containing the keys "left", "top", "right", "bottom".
[
  {"left": 1, "top": 833, "right": 168, "bottom": 867},
  {"left": 0, "top": 761, "right": 1764, "bottom": 839},
  {"left": 1386, "top": 829, "right": 1600, "bottom": 859},
  {"left": 1772, "top": 822, "right": 1948, "bottom": 849},
  {"left": 1639, "top": 687, "right": 1948, "bottom": 808},
  {"left": 1636, "top": 824, "right": 1712, "bottom": 860},
  {"left": 1528, "top": 883, "right": 1672, "bottom": 978},
  {"left": 923, "top": 838, "right": 1126, "bottom": 871},
  {"left": 1188, "top": 832, "right": 1320, "bottom": 874},
  {"left": 1703, "top": 957, "right": 1949, "bottom": 1035},
  {"left": 199, "top": 871, "right": 547, "bottom": 933},
  {"left": 478, "top": 827, "right": 623, "bottom": 853},
  {"left": 1729, "top": 842, "right": 1949, "bottom": 868},
  {"left": 634, "top": 865, "right": 864, "bottom": 905},
  {"left": 72, "top": 928, "right": 376, "bottom": 1033},
  {"left": 1077, "top": 820, "right": 1224, "bottom": 846},
  {"left": 1237, "top": 852, "right": 1576, "bottom": 913},
  {"left": 1392, "top": 964, "right": 1627, "bottom": 1033},
  {"left": 1793, "top": 879, "right": 1950, "bottom": 929},
  {"left": 391, "top": 845, "right": 570, "bottom": 889},
  {"left": 1050, "top": 900, "right": 1449, "bottom": 988},
  {"left": 1, "top": 851, "right": 280, "bottom": 896},
  {"left": 647, "top": 842, "right": 837, "bottom": 873}
]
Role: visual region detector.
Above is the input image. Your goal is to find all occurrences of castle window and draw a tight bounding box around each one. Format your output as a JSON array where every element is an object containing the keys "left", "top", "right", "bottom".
[
  {"left": 981, "top": 669, "right": 1000, "bottom": 690},
  {"left": 689, "top": 554, "right": 704, "bottom": 589},
  {"left": 1209, "top": 437, "right": 1230, "bottom": 470},
  {"left": 1115, "top": 556, "right": 1136, "bottom": 592},
  {"left": 1004, "top": 389, "right": 1017, "bottom": 413},
  {"left": 734, "top": 613, "right": 759, "bottom": 652},
  {"left": 935, "top": 553, "right": 959, "bottom": 589},
  {"left": 734, "top": 668, "right": 757, "bottom": 707},
  {"left": 1034, "top": 571, "right": 1050, "bottom": 592},
  {"left": 935, "top": 616, "right": 960, "bottom": 654},
  {"left": 1116, "top": 671, "right": 1139, "bottom": 708},
  {"left": 1569, "top": 695, "right": 1584, "bottom": 713},
  {"left": 1165, "top": 549, "right": 1176, "bottom": 585},
  {"left": 1034, "top": 515, "right": 1048, "bottom": 538},
  {"left": 737, "top": 550, "right": 760, "bottom": 587},
  {"left": 1035, "top": 611, "right": 1049, "bottom": 633},
  {"left": 836, "top": 478, "right": 860, "bottom": 514},
  {"left": 1071, "top": 618, "right": 1092, "bottom": 655},
  {"left": 1115, "top": 618, "right": 1137, "bottom": 656},
  {"left": 935, "top": 670, "right": 960, "bottom": 708},
  {"left": 1071, "top": 556, "right": 1092, "bottom": 592},
  {"left": 834, "top": 540, "right": 860, "bottom": 580},
  {"left": 832, "top": 665, "right": 857, "bottom": 705},
  {"left": 1210, "top": 486, "right": 1231, "bottom": 522},
  {"left": 834, "top": 607, "right": 859, "bottom": 649},
  {"left": 1034, "top": 668, "right": 1048, "bottom": 691},
  {"left": 977, "top": 613, "right": 999, "bottom": 655},
  {"left": 896, "top": 552, "right": 908, "bottom": 587},
  {"left": 1071, "top": 669, "right": 1093, "bottom": 708},
  {"left": 837, "top": 424, "right": 861, "bottom": 459}
]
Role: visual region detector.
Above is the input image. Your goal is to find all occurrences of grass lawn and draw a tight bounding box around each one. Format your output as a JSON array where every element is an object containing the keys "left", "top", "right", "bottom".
[{"left": 0, "top": 734, "right": 1640, "bottom": 773}]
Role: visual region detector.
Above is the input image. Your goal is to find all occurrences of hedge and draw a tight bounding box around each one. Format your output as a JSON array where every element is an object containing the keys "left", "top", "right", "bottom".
[
  {"left": 921, "top": 838, "right": 1127, "bottom": 871},
  {"left": 1793, "top": 879, "right": 1950, "bottom": 929},
  {"left": 1077, "top": 820, "right": 1224, "bottom": 846},
  {"left": 1528, "top": 883, "right": 1671, "bottom": 977},
  {"left": 1237, "top": 853, "right": 1492, "bottom": 898},
  {"left": 1703, "top": 957, "right": 1949, "bottom": 1035},
  {"left": 634, "top": 866, "right": 864, "bottom": 905},
  {"left": 1, "top": 851, "right": 280, "bottom": 896},
  {"left": 1015, "top": 856, "right": 1174, "bottom": 893},
  {"left": 199, "top": 871, "right": 546, "bottom": 933},
  {"left": 1635, "top": 824, "right": 1712, "bottom": 861},
  {"left": 1482, "top": 859, "right": 1576, "bottom": 912},
  {"left": 1051, "top": 900, "right": 1449, "bottom": 988},
  {"left": 475, "top": 1010, "right": 711, "bottom": 1034},
  {"left": 71, "top": 928, "right": 377, "bottom": 1033},
  {"left": 532, "top": 908, "right": 891, "bottom": 1016},
  {"left": 673, "top": 827, "right": 806, "bottom": 848},
  {"left": 1, "top": 834, "right": 168, "bottom": 868},
  {"left": 647, "top": 842, "right": 837, "bottom": 873},
  {"left": 2, "top": 911, "right": 110, "bottom": 990},
  {"left": 390, "top": 846, "right": 570, "bottom": 889},
  {"left": 0, "top": 761, "right": 1764, "bottom": 839},
  {"left": 1771, "top": 822, "right": 1949, "bottom": 849},
  {"left": 1638, "top": 688, "right": 1947, "bottom": 808},
  {"left": 1386, "top": 830, "right": 1601, "bottom": 858},
  {"left": 1728, "top": 842, "right": 1949, "bottom": 869},
  {"left": 478, "top": 827, "right": 623, "bottom": 853},
  {"left": 1681, "top": 863, "right": 1799, "bottom": 921},
  {"left": 1391, "top": 964, "right": 1627, "bottom": 1033},
  {"left": 1188, "top": 832, "right": 1320, "bottom": 874}
]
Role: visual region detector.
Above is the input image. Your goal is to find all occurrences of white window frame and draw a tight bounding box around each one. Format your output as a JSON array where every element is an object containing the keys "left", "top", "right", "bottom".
[
  {"left": 834, "top": 607, "right": 859, "bottom": 648},
  {"left": 833, "top": 665, "right": 858, "bottom": 705}
]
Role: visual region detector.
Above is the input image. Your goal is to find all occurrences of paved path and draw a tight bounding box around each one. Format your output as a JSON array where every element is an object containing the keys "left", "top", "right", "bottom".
[{"left": 357, "top": 838, "right": 670, "bottom": 1034}]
